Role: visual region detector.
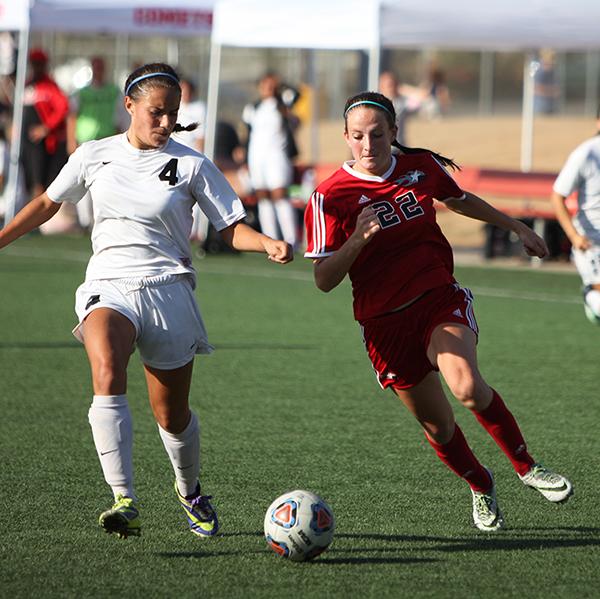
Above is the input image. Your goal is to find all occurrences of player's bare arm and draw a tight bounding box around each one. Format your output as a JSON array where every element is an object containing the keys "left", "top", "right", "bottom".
[
  {"left": 313, "top": 206, "right": 380, "bottom": 292},
  {"left": 0, "top": 192, "right": 61, "bottom": 249},
  {"left": 444, "top": 191, "right": 549, "bottom": 258},
  {"left": 550, "top": 190, "right": 591, "bottom": 250},
  {"left": 219, "top": 220, "right": 293, "bottom": 264}
]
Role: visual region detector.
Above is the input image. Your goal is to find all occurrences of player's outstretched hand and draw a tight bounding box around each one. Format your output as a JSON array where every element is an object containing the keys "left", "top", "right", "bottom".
[
  {"left": 517, "top": 224, "right": 549, "bottom": 258},
  {"left": 265, "top": 238, "right": 294, "bottom": 264}
]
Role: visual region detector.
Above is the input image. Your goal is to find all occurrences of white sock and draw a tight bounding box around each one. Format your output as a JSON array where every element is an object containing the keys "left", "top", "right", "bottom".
[
  {"left": 88, "top": 394, "right": 135, "bottom": 500},
  {"left": 158, "top": 411, "right": 200, "bottom": 498},
  {"left": 257, "top": 199, "right": 279, "bottom": 239},
  {"left": 585, "top": 288, "right": 600, "bottom": 316},
  {"left": 274, "top": 199, "right": 297, "bottom": 246}
]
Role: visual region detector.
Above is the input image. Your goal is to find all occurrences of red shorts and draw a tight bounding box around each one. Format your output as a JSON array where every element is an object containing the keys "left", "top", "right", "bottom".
[{"left": 359, "top": 283, "right": 478, "bottom": 390}]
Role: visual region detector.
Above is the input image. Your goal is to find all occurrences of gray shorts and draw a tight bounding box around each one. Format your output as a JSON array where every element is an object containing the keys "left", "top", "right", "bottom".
[{"left": 73, "top": 273, "right": 213, "bottom": 369}]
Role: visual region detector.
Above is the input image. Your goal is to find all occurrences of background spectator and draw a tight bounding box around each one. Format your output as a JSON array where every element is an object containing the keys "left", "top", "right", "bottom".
[
  {"left": 21, "top": 48, "right": 69, "bottom": 204},
  {"left": 533, "top": 50, "right": 559, "bottom": 115},
  {"left": 172, "top": 78, "right": 206, "bottom": 152},
  {"left": 242, "top": 71, "right": 299, "bottom": 248},
  {"left": 172, "top": 77, "right": 208, "bottom": 244},
  {"left": 378, "top": 70, "right": 420, "bottom": 146},
  {"left": 419, "top": 64, "right": 451, "bottom": 119},
  {"left": 67, "top": 56, "right": 124, "bottom": 229}
]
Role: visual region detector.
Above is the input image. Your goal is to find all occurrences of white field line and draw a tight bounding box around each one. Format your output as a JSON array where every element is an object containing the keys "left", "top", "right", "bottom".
[{"left": 3, "top": 246, "right": 580, "bottom": 305}]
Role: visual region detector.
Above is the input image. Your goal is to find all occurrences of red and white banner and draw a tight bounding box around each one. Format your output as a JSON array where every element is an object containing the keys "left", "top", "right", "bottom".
[{"left": 30, "top": 1, "right": 214, "bottom": 37}]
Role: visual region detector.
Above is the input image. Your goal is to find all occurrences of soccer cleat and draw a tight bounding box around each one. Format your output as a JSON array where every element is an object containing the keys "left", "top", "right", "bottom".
[
  {"left": 98, "top": 494, "right": 141, "bottom": 539},
  {"left": 582, "top": 286, "right": 600, "bottom": 324},
  {"left": 583, "top": 303, "right": 600, "bottom": 325},
  {"left": 519, "top": 463, "right": 573, "bottom": 503},
  {"left": 471, "top": 469, "right": 504, "bottom": 532},
  {"left": 174, "top": 481, "right": 219, "bottom": 537}
]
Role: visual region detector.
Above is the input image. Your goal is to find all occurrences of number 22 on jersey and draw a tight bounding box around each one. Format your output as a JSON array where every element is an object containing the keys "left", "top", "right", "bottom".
[{"left": 371, "top": 191, "right": 424, "bottom": 229}]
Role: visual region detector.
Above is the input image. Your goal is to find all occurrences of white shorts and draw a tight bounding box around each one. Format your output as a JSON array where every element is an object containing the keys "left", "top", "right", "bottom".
[
  {"left": 248, "top": 151, "right": 293, "bottom": 191},
  {"left": 572, "top": 246, "right": 600, "bottom": 286},
  {"left": 73, "top": 273, "right": 213, "bottom": 369}
]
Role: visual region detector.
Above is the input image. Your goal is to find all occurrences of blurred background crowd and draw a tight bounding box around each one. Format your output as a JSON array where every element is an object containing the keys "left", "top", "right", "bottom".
[{"left": 0, "top": 28, "right": 598, "bottom": 256}]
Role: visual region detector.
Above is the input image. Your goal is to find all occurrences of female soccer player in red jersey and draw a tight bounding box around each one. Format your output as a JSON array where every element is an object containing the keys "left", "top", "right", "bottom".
[{"left": 304, "top": 91, "right": 572, "bottom": 531}]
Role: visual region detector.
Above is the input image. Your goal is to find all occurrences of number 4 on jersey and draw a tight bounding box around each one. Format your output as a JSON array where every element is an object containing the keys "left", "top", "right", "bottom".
[{"left": 159, "top": 158, "right": 179, "bottom": 186}]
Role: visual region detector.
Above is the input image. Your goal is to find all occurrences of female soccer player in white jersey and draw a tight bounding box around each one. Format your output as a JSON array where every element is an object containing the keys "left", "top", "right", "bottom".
[
  {"left": 0, "top": 62, "right": 293, "bottom": 539},
  {"left": 304, "top": 91, "right": 572, "bottom": 531},
  {"left": 551, "top": 106, "right": 600, "bottom": 324}
]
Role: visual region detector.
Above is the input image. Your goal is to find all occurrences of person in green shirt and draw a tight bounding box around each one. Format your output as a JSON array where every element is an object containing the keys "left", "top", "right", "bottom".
[{"left": 67, "top": 57, "right": 125, "bottom": 229}]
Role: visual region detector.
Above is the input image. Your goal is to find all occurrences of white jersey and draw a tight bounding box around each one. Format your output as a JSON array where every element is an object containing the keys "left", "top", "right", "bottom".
[
  {"left": 242, "top": 97, "right": 288, "bottom": 159},
  {"left": 46, "top": 133, "right": 245, "bottom": 281},
  {"left": 553, "top": 134, "right": 600, "bottom": 244}
]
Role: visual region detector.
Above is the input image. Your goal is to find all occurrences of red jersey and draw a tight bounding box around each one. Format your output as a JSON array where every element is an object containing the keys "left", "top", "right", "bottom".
[
  {"left": 25, "top": 75, "right": 69, "bottom": 153},
  {"left": 304, "top": 153, "right": 465, "bottom": 321}
]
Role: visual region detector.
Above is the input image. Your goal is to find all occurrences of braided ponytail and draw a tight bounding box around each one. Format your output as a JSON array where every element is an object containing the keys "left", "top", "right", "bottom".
[{"left": 392, "top": 140, "right": 460, "bottom": 171}]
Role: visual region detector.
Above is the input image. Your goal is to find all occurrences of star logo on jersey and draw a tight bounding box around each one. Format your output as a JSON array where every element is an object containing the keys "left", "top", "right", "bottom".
[
  {"left": 394, "top": 170, "right": 425, "bottom": 187},
  {"left": 358, "top": 194, "right": 372, "bottom": 204}
]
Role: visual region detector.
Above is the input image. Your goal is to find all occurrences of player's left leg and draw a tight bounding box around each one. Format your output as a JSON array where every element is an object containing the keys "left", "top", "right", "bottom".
[
  {"left": 144, "top": 361, "right": 218, "bottom": 536},
  {"left": 270, "top": 186, "right": 297, "bottom": 248},
  {"left": 572, "top": 246, "right": 600, "bottom": 323},
  {"left": 392, "top": 373, "right": 503, "bottom": 531},
  {"left": 429, "top": 323, "right": 572, "bottom": 502},
  {"left": 255, "top": 189, "right": 280, "bottom": 239}
]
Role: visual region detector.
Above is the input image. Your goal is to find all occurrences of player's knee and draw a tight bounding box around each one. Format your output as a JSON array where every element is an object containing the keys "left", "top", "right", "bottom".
[
  {"left": 92, "top": 356, "right": 127, "bottom": 395},
  {"left": 447, "top": 374, "right": 480, "bottom": 409},
  {"left": 155, "top": 409, "right": 188, "bottom": 434}
]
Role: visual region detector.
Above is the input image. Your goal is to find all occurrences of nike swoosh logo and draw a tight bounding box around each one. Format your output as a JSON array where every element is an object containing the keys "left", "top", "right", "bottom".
[
  {"left": 177, "top": 464, "right": 193, "bottom": 470},
  {"left": 535, "top": 483, "right": 569, "bottom": 492},
  {"left": 102, "top": 161, "right": 112, "bottom": 165},
  {"left": 100, "top": 449, "right": 118, "bottom": 456}
]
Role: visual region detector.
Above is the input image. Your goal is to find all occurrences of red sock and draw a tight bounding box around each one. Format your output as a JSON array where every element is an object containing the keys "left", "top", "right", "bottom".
[
  {"left": 472, "top": 389, "right": 535, "bottom": 476},
  {"left": 425, "top": 424, "right": 492, "bottom": 493}
]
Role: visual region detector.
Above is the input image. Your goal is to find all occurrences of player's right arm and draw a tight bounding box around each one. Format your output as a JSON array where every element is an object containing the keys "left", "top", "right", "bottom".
[
  {"left": 313, "top": 206, "right": 380, "bottom": 292},
  {"left": 551, "top": 144, "right": 590, "bottom": 250},
  {"left": 0, "top": 193, "right": 61, "bottom": 249},
  {"left": 550, "top": 190, "right": 589, "bottom": 250}
]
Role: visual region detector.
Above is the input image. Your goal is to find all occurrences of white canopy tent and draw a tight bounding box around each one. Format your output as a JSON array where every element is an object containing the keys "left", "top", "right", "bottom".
[
  {"left": 2, "top": 0, "right": 215, "bottom": 222},
  {"left": 209, "top": 0, "right": 600, "bottom": 169},
  {"left": 30, "top": 0, "right": 213, "bottom": 36},
  {"left": 0, "top": 1, "right": 30, "bottom": 31}
]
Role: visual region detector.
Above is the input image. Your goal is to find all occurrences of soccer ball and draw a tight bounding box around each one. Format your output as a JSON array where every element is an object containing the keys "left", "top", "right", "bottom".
[{"left": 264, "top": 490, "right": 335, "bottom": 562}]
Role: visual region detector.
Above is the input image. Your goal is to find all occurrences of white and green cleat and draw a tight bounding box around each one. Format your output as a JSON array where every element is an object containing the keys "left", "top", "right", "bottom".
[
  {"left": 471, "top": 469, "right": 504, "bottom": 532},
  {"left": 98, "top": 494, "right": 141, "bottom": 539},
  {"left": 519, "top": 463, "right": 573, "bottom": 503}
]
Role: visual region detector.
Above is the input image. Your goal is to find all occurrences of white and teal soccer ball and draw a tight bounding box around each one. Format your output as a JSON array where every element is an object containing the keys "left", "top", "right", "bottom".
[{"left": 264, "top": 490, "right": 335, "bottom": 562}]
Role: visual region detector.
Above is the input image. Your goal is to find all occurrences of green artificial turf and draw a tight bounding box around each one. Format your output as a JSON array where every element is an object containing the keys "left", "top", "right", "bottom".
[{"left": 1, "top": 234, "right": 598, "bottom": 598}]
